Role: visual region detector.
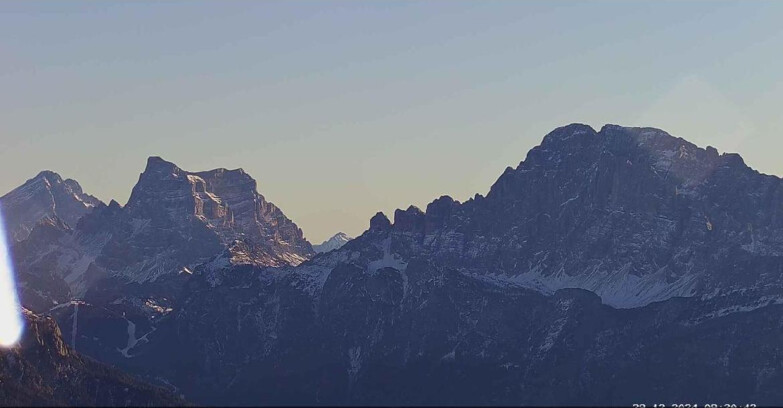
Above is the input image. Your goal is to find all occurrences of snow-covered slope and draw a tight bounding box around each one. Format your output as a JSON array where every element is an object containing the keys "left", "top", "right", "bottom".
[{"left": 313, "top": 232, "right": 352, "bottom": 253}]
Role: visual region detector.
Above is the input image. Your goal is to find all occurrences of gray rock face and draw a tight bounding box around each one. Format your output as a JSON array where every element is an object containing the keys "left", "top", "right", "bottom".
[
  {"left": 93, "top": 156, "right": 315, "bottom": 283},
  {"left": 0, "top": 171, "right": 101, "bottom": 241},
  {"left": 313, "top": 232, "right": 352, "bottom": 253},
  {"left": 126, "top": 156, "right": 313, "bottom": 264},
  {"left": 11, "top": 216, "right": 81, "bottom": 312},
  {"left": 0, "top": 309, "right": 185, "bottom": 406}
]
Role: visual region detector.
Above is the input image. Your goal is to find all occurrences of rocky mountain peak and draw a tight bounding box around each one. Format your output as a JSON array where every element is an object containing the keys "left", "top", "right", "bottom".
[
  {"left": 127, "top": 157, "right": 262, "bottom": 224},
  {"left": 488, "top": 124, "right": 758, "bottom": 203},
  {"left": 127, "top": 157, "right": 236, "bottom": 224},
  {"left": 539, "top": 123, "right": 598, "bottom": 146},
  {"left": 425, "top": 195, "right": 456, "bottom": 216},
  {"left": 0, "top": 170, "right": 102, "bottom": 241},
  {"left": 33, "top": 170, "right": 63, "bottom": 184},
  {"left": 393, "top": 205, "right": 425, "bottom": 233},
  {"left": 74, "top": 157, "right": 312, "bottom": 283},
  {"left": 346, "top": 123, "right": 783, "bottom": 309},
  {"left": 369, "top": 212, "right": 392, "bottom": 232},
  {"left": 143, "top": 155, "right": 181, "bottom": 174},
  {"left": 313, "top": 232, "right": 352, "bottom": 253},
  {"left": 6, "top": 156, "right": 315, "bottom": 307}
]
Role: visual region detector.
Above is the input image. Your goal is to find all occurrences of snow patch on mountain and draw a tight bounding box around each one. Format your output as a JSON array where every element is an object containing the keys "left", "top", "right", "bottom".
[
  {"left": 313, "top": 232, "right": 352, "bottom": 253},
  {"left": 468, "top": 262, "right": 699, "bottom": 309},
  {"left": 367, "top": 237, "right": 407, "bottom": 275},
  {"left": 117, "top": 317, "right": 156, "bottom": 358}
]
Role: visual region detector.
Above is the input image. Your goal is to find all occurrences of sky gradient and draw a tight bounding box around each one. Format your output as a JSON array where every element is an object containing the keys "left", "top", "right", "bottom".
[{"left": 2, "top": 1, "right": 783, "bottom": 242}]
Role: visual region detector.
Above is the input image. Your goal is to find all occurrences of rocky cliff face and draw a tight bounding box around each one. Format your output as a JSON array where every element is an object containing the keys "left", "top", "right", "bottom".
[
  {"left": 126, "top": 157, "right": 312, "bottom": 263},
  {"left": 0, "top": 309, "right": 185, "bottom": 407},
  {"left": 0, "top": 171, "right": 101, "bottom": 241},
  {"left": 84, "top": 156, "right": 314, "bottom": 284}
]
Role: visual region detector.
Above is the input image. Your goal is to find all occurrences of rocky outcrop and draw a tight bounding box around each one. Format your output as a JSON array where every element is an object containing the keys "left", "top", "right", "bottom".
[{"left": 369, "top": 212, "right": 392, "bottom": 232}]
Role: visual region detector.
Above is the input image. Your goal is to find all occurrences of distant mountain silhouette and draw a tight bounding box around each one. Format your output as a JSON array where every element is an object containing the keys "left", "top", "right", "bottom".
[{"left": 313, "top": 232, "right": 352, "bottom": 253}]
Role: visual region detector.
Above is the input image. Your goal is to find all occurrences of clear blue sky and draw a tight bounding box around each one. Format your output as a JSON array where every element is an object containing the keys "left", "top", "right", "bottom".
[{"left": 2, "top": 1, "right": 782, "bottom": 242}]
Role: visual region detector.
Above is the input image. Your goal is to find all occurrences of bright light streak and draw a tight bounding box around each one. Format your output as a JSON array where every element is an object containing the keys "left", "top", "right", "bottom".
[{"left": 0, "top": 205, "right": 24, "bottom": 347}]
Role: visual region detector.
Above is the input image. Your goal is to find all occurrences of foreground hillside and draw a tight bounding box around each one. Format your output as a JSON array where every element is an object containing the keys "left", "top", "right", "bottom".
[{"left": 0, "top": 310, "right": 185, "bottom": 406}]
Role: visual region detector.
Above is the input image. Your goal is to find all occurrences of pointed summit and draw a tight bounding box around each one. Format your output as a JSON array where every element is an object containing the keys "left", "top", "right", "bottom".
[
  {"left": 313, "top": 232, "right": 352, "bottom": 253},
  {"left": 0, "top": 171, "right": 102, "bottom": 241},
  {"left": 352, "top": 123, "right": 782, "bottom": 309},
  {"left": 77, "top": 156, "right": 314, "bottom": 283},
  {"left": 33, "top": 170, "right": 63, "bottom": 184},
  {"left": 369, "top": 212, "right": 391, "bottom": 232},
  {"left": 144, "top": 156, "right": 179, "bottom": 171}
]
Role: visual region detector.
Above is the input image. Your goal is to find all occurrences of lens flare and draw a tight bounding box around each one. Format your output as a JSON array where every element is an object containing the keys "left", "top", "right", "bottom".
[{"left": 0, "top": 205, "right": 24, "bottom": 347}]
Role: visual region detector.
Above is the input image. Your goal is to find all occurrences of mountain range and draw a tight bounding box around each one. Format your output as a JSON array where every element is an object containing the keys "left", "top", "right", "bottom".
[{"left": 2, "top": 124, "right": 783, "bottom": 406}]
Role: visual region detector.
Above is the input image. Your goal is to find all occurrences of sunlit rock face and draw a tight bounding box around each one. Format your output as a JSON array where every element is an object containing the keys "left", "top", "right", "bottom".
[
  {"left": 117, "top": 157, "right": 314, "bottom": 276},
  {"left": 0, "top": 171, "right": 102, "bottom": 242}
]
